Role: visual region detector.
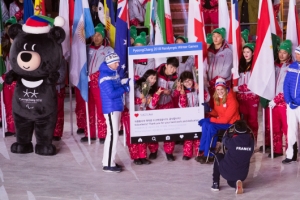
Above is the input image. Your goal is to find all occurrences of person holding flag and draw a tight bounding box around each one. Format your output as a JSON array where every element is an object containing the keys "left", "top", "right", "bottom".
[
  {"left": 133, "top": 32, "right": 155, "bottom": 80},
  {"left": 130, "top": 25, "right": 137, "bottom": 45},
  {"left": 202, "top": 0, "right": 218, "bottom": 34},
  {"left": 128, "top": 0, "right": 145, "bottom": 26},
  {"left": 262, "top": 40, "right": 292, "bottom": 158},
  {"left": 241, "top": 29, "right": 249, "bottom": 47},
  {"left": 9, "top": 0, "right": 23, "bottom": 24},
  {"left": 232, "top": 43, "right": 259, "bottom": 142},
  {"left": 282, "top": 45, "right": 300, "bottom": 164},
  {"left": 79, "top": 23, "right": 114, "bottom": 143},
  {"left": 207, "top": 27, "right": 233, "bottom": 97}
]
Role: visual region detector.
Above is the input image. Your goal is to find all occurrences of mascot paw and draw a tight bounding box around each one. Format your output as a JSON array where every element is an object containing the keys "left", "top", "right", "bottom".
[
  {"left": 11, "top": 142, "right": 34, "bottom": 154},
  {"left": 5, "top": 70, "right": 18, "bottom": 84},
  {"left": 48, "top": 71, "right": 60, "bottom": 84},
  {"left": 35, "top": 144, "right": 56, "bottom": 156}
]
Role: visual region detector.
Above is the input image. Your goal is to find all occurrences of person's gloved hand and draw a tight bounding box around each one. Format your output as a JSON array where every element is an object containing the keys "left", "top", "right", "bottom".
[
  {"left": 268, "top": 100, "right": 276, "bottom": 108},
  {"left": 5, "top": 70, "right": 18, "bottom": 84},
  {"left": 233, "top": 86, "right": 239, "bottom": 92},
  {"left": 198, "top": 118, "right": 210, "bottom": 127},
  {"left": 290, "top": 102, "right": 298, "bottom": 109},
  {"left": 0, "top": 77, "right": 4, "bottom": 84},
  {"left": 122, "top": 78, "right": 131, "bottom": 93},
  {"left": 293, "top": 98, "right": 300, "bottom": 105},
  {"left": 201, "top": 102, "right": 211, "bottom": 113}
]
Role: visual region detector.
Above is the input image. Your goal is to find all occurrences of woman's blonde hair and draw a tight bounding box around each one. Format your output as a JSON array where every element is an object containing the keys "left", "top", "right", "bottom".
[{"left": 213, "top": 87, "right": 228, "bottom": 106}]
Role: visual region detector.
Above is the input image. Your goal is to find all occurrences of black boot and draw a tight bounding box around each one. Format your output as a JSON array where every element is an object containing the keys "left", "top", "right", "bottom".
[
  {"left": 5, "top": 132, "right": 15, "bottom": 137},
  {"left": 292, "top": 142, "right": 298, "bottom": 161},
  {"left": 182, "top": 156, "right": 191, "bottom": 160},
  {"left": 133, "top": 159, "right": 142, "bottom": 165},
  {"left": 76, "top": 128, "right": 84, "bottom": 134},
  {"left": 149, "top": 151, "right": 157, "bottom": 160},
  {"left": 52, "top": 136, "right": 61, "bottom": 141},
  {"left": 166, "top": 153, "right": 175, "bottom": 161},
  {"left": 140, "top": 158, "right": 151, "bottom": 165}
]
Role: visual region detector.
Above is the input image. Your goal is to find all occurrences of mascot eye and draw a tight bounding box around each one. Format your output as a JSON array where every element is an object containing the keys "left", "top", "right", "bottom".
[
  {"left": 32, "top": 44, "right": 36, "bottom": 51},
  {"left": 23, "top": 43, "right": 27, "bottom": 50}
]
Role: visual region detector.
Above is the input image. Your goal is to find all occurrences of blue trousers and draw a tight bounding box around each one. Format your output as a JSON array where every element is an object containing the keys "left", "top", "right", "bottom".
[{"left": 199, "top": 120, "right": 231, "bottom": 156}]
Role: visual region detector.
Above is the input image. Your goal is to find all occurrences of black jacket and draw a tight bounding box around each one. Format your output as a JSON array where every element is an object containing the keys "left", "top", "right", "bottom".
[{"left": 219, "top": 131, "right": 254, "bottom": 181}]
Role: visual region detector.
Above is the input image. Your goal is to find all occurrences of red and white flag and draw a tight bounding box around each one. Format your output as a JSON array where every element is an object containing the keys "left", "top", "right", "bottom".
[
  {"left": 59, "top": 0, "right": 70, "bottom": 61},
  {"left": 248, "top": 0, "right": 275, "bottom": 100},
  {"left": 164, "top": 0, "right": 174, "bottom": 44},
  {"left": 187, "top": 0, "right": 207, "bottom": 70},
  {"left": 286, "top": 0, "right": 300, "bottom": 59},
  {"left": 218, "top": 0, "right": 230, "bottom": 41},
  {"left": 229, "top": 0, "right": 242, "bottom": 83}
]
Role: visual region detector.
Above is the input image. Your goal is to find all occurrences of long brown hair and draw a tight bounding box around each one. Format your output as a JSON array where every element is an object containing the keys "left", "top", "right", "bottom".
[{"left": 213, "top": 87, "right": 228, "bottom": 106}]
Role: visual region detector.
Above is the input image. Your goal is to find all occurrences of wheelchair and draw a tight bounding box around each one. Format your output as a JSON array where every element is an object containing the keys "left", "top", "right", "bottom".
[{"left": 204, "top": 119, "right": 255, "bottom": 163}]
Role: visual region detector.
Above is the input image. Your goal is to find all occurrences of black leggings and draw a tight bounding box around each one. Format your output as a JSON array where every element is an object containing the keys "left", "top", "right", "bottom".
[{"left": 213, "top": 153, "right": 236, "bottom": 188}]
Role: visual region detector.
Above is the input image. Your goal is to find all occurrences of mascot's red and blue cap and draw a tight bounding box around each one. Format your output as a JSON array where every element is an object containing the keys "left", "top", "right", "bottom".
[{"left": 22, "top": 15, "right": 64, "bottom": 34}]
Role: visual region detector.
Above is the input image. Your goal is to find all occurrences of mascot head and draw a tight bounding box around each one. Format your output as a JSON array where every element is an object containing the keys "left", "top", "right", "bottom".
[{"left": 8, "top": 15, "right": 66, "bottom": 78}]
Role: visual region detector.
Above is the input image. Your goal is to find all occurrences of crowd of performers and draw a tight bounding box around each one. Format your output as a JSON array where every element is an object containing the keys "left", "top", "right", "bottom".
[{"left": 1, "top": 0, "right": 299, "bottom": 174}]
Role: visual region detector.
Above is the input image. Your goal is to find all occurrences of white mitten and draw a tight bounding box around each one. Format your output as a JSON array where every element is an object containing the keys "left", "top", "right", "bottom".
[
  {"left": 0, "top": 77, "right": 4, "bottom": 84},
  {"left": 233, "top": 86, "right": 239, "bottom": 92},
  {"left": 269, "top": 100, "right": 276, "bottom": 108}
]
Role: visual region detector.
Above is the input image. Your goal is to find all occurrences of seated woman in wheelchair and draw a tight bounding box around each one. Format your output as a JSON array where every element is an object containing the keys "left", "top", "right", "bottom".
[
  {"left": 197, "top": 77, "right": 240, "bottom": 164},
  {"left": 211, "top": 120, "right": 254, "bottom": 194}
]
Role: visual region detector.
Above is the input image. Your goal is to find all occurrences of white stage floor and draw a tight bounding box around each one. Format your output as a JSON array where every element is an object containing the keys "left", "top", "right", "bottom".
[{"left": 0, "top": 97, "right": 299, "bottom": 200}]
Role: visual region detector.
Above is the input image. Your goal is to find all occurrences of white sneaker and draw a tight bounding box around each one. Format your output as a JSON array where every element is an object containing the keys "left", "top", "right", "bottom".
[{"left": 235, "top": 180, "right": 243, "bottom": 194}]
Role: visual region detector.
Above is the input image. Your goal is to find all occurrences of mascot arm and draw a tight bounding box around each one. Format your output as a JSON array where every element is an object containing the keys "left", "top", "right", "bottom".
[
  {"left": 5, "top": 70, "right": 18, "bottom": 84},
  {"left": 47, "top": 71, "right": 60, "bottom": 84}
]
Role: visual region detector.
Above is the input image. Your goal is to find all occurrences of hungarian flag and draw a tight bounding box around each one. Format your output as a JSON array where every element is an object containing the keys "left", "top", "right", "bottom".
[
  {"left": 218, "top": 0, "right": 230, "bottom": 41},
  {"left": 34, "top": 0, "right": 45, "bottom": 15},
  {"left": 187, "top": 0, "right": 207, "bottom": 70},
  {"left": 164, "top": 0, "right": 174, "bottom": 44},
  {"left": 248, "top": 0, "right": 275, "bottom": 101},
  {"left": 115, "top": 0, "right": 130, "bottom": 79},
  {"left": 229, "top": 0, "right": 242, "bottom": 84},
  {"left": 286, "top": 0, "right": 300, "bottom": 59}
]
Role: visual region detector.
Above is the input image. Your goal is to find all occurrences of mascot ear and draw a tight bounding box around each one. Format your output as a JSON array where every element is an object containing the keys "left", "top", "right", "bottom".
[
  {"left": 48, "top": 27, "right": 66, "bottom": 44},
  {"left": 8, "top": 24, "right": 23, "bottom": 40}
]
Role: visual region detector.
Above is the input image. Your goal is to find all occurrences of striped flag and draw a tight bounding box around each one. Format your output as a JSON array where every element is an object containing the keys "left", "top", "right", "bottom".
[
  {"left": 69, "top": 0, "right": 95, "bottom": 102},
  {"left": 286, "top": 0, "right": 300, "bottom": 60},
  {"left": 187, "top": 0, "right": 207, "bottom": 69},
  {"left": 154, "top": 0, "right": 166, "bottom": 45},
  {"left": 34, "top": 0, "right": 45, "bottom": 15},
  {"left": 218, "top": 0, "right": 230, "bottom": 41},
  {"left": 115, "top": 0, "right": 130, "bottom": 79},
  {"left": 144, "top": 0, "right": 156, "bottom": 45},
  {"left": 59, "top": 0, "right": 70, "bottom": 61},
  {"left": 229, "top": 0, "right": 242, "bottom": 83},
  {"left": 104, "top": 0, "right": 116, "bottom": 47},
  {"left": 248, "top": 0, "right": 275, "bottom": 100},
  {"left": 164, "top": 0, "right": 174, "bottom": 44}
]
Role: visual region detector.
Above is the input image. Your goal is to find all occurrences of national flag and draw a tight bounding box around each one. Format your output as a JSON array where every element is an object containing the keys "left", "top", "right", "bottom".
[
  {"left": 144, "top": 0, "right": 156, "bottom": 45},
  {"left": 59, "top": 0, "right": 70, "bottom": 61},
  {"left": 23, "top": 0, "right": 34, "bottom": 22},
  {"left": 248, "top": 0, "right": 275, "bottom": 101},
  {"left": 218, "top": 0, "right": 230, "bottom": 41},
  {"left": 164, "top": 0, "right": 174, "bottom": 44},
  {"left": 272, "top": 0, "right": 282, "bottom": 38},
  {"left": 154, "top": 0, "right": 167, "bottom": 65},
  {"left": 69, "top": 0, "right": 95, "bottom": 102},
  {"left": 286, "top": 0, "right": 300, "bottom": 59},
  {"left": 187, "top": 0, "right": 207, "bottom": 69},
  {"left": 115, "top": 0, "right": 130, "bottom": 79},
  {"left": 0, "top": 2, "right": 6, "bottom": 91},
  {"left": 34, "top": 0, "right": 45, "bottom": 15},
  {"left": 229, "top": 0, "right": 242, "bottom": 83},
  {"left": 104, "top": 0, "right": 116, "bottom": 47}
]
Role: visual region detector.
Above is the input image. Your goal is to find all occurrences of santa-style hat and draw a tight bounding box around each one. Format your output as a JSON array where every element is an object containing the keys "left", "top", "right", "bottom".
[
  {"left": 215, "top": 77, "right": 226, "bottom": 88},
  {"left": 22, "top": 15, "right": 64, "bottom": 34},
  {"left": 105, "top": 52, "right": 120, "bottom": 65}
]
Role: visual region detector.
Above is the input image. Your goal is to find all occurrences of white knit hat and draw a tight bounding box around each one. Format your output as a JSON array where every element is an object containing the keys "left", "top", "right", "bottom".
[
  {"left": 215, "top": 77, "right": 227, "bottom": 88},
  {"left": 295, "top": 45, "right": 300, "bottom": 54},
  {"left": 105, "top": 52, "right": 120, "bottom": 65}
]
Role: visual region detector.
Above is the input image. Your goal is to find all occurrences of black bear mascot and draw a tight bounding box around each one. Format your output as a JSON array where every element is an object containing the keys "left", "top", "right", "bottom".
[{"left": 5, "top": 15, "right": 65, "bottom": 156}]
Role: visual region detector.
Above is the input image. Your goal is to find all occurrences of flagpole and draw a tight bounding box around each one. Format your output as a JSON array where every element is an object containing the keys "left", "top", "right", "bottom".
[
  {"left": 262, "top": 107, "right": 265, "bottom": 154},
  {"left": 269, "top": 107, "right": 274, "bottom": 159},
  {"left": 68, "top": 64, "right": 74, "bottom": 135},
  {"left": 85, "top": 102, "right": 91, "bottom": 145}
]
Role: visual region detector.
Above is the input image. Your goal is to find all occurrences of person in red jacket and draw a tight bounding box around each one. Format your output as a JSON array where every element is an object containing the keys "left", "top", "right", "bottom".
[{"left": 197, "top": 78, "right": 240, "bottom": 164}]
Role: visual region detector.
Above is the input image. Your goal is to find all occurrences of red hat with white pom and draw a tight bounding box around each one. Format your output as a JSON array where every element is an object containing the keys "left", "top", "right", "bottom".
[{"left": 22, "top": 15, "right": 64, "bottom": 34}]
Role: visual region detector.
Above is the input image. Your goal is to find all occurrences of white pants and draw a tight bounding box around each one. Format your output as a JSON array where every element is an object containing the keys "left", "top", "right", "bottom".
[
  {"left": 286, "top": 106, "right": 300, "bottom": 158},
  {"left": 102, "top": 111, "right": 121, "bottom": 167}
]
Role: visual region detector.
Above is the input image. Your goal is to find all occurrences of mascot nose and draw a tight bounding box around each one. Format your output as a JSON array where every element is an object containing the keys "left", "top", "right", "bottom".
[{"left": 21, "top": 52, "right": 32, "bottom": 62}]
